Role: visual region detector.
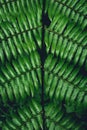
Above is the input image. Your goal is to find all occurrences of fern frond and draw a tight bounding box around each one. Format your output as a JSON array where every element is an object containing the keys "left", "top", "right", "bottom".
[
  {"left": 1, "top": 99, "right": 42, "bottom": 130},
  {"left": 44, "top": 54, "right": 87, "bottom": 113},
  {"left": 45, "top": 0, "right": 87, "bottom": 29},
  {"left": 0, "top": 0, "right": 87, "bottom": 129},
  {"left": 45, "top": 102, "right": 86, "bottom": 130},
  {"left": 44, "top": 14, "right": 87, "bottom": 69},
  {"left": 0, "top": 51, "right": 41, "bottom": 103}
]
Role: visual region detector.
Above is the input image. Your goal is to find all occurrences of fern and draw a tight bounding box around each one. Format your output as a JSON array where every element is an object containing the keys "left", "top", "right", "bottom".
[
  {"left": 45, "top": 102, "right": 85, "bottom": 130},
  {"left": 1, "top": 99, "right": 42, "bottom": 130},
  {"left": 0, "top": 0, "right": 87, "bottom": 130}
]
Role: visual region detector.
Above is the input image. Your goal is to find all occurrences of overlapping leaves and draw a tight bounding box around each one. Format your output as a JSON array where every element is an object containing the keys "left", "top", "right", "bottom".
[{"left": 0, "top": 0, "right": 87, "bottom": 130}]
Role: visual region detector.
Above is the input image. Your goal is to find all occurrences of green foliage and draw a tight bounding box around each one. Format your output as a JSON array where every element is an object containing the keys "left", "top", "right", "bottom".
[
  {"left": 45, "top": 102, "right": 85, "bottom": 130},
  {"left": 0, "top": 0, "right": 87, "bottom": 130},
  {"left": 1, "top": 99, "right": 42, "bottom": 130}
]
